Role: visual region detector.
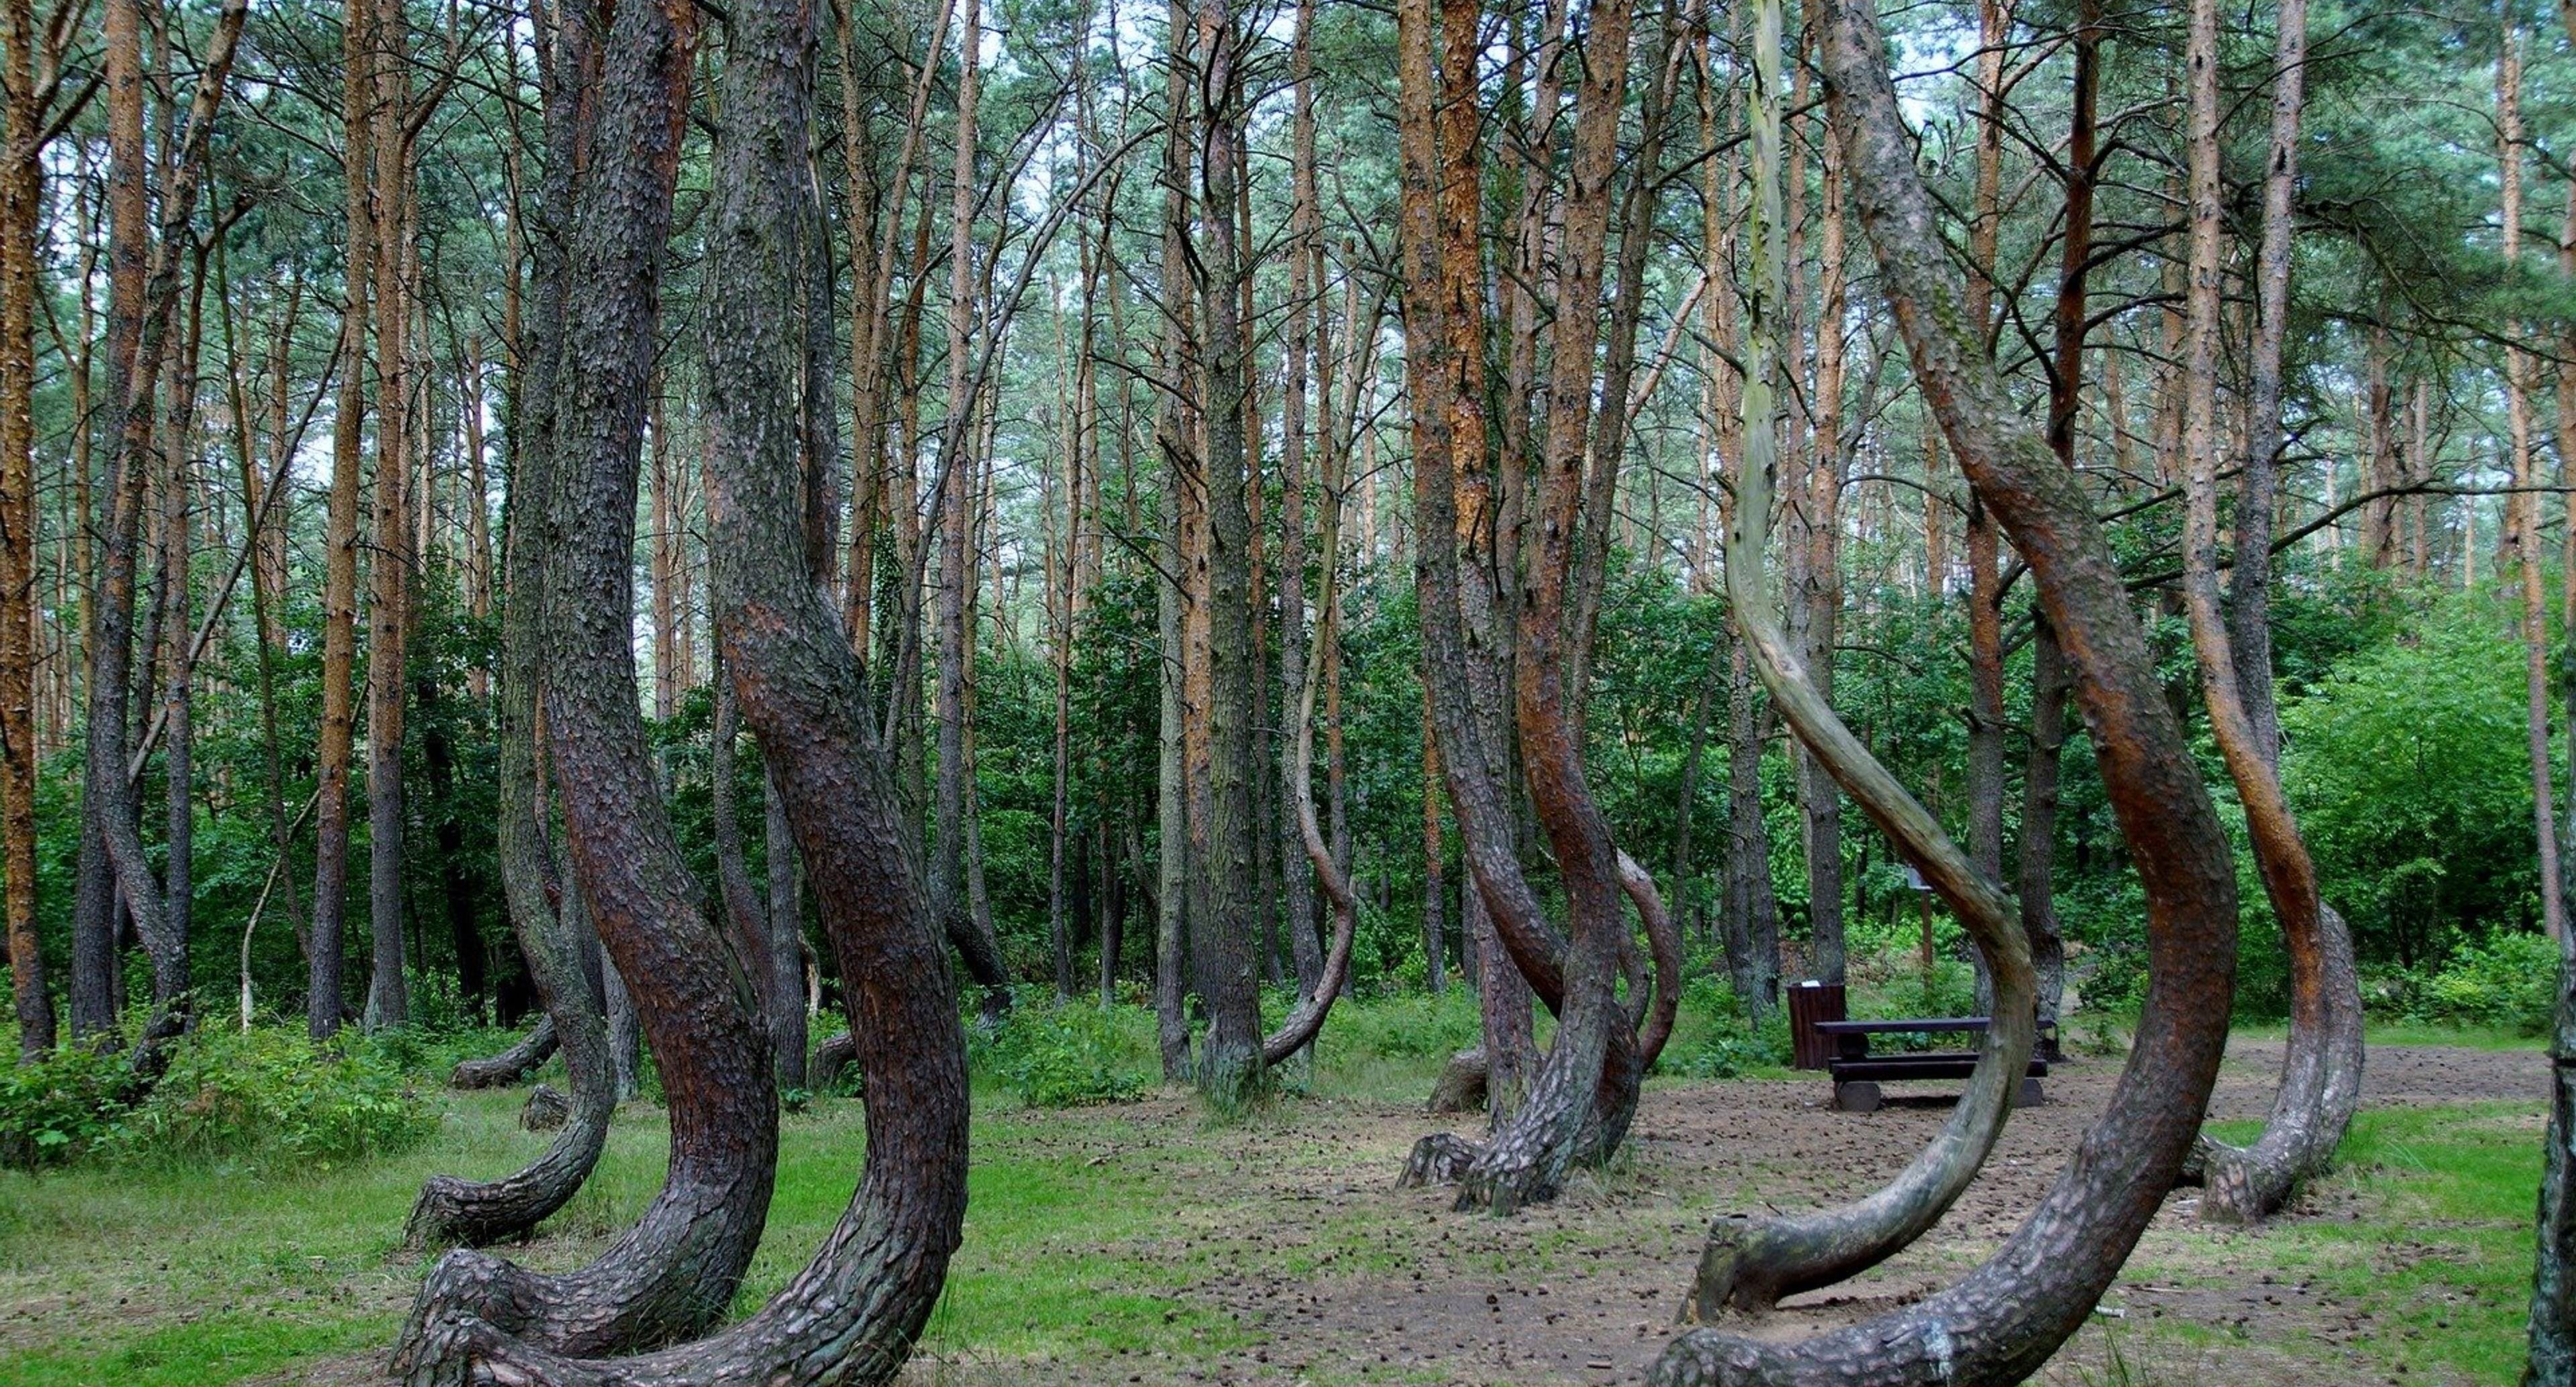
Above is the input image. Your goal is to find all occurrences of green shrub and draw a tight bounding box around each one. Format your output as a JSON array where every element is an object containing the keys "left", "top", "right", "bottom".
[
  {"left": 1659, "top": 975, "right": 1788, "bottom": 1078},
  {"left": 111, "top": 1027, "right": 435, "bottom": 1167},
  {"left": 0, "top": 1043, "right": 131, "bottom": 1168},
  {"left": 970, "top": 997, "right": 1148, "bottom": 1108},
  {"left": 2406, "top": 931, "right": 2559, "bottom": 1034},
  {"left": 1307, "top": 985, "right": 1481, "bottom": 1060}
]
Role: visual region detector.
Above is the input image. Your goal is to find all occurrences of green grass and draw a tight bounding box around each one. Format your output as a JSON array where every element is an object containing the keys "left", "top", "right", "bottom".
[
  {"left": 0, "top": 999, "right": 2551, "bottom": 1385},
  {"left": 2224, "top": 1019, "right": 2547, "bottom": 1051}
]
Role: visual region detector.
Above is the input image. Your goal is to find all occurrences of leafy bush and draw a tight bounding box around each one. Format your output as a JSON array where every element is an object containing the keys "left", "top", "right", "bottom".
[
  {"left": 1307, "top": 985, "right": 1481, "bottom": 1060},
  {"left": 0, "top": 1044, "right": 131, "bottom": 1168},
  {"left": 2404, "top": 931, "right": 2559, "bottom": 1034},
  {"left": 111, "top": 1027, "right": 435, "bottom": 1167},
  {"left": 970, "top": 997, "right": 1148, "bottom": 1108},
  {"left": 1658, "top": 975, "right": 1788, "bottom": 1078}
]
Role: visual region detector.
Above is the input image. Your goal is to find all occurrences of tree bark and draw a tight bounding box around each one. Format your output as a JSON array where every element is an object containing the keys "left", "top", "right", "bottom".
[
  {"left": 1685, "top": 0, "right": 2031, "bottom": 1310},
  {"left": 927, "top": 0, "right": 1012, "bottom": 1016},
  {"left": 1187, "top": 0, "right": 1265, "bottom": 1109},
  {"left": 2501, "top": 30, "right": 2567, "bottom": 945},
  {"left": 309, "top": 0, "right": 371, "bottom": 1041},
  {"left": 2178, "top": 0, "right": 2361, "bottom": 1225},
  {"left": 405, "top": 0, "right": 969, "bottom": 1369},
  {"left": 392, "top": 0, "right": 778, "bottom": 1363},
  {"left": 74, "top": 0, "right": 246, "bottom": 1040},
  {"left": 364, "top": 0, "right": 417, "bottom": 1030},
  {"left": 450, "top": 1017, "right": 558, "bottom": 1090},
  {"left": 1277, "top": 0, "right": 1324, "bottom": 1000},
  {"left": 1151, "top": 0, "right": 1196, "bottom": 1082},
  {"left": 0, "top": 0, "right": 54, "bottom": 1057},
  {"left": 1650, "top": 7, "right": 2241, "bottom": 1378}
]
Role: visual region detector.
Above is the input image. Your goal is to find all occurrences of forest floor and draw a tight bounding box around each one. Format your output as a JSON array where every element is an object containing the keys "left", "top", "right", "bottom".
[{"left": 0, "top": 1027, "right": 2539, "bottom": 1387}]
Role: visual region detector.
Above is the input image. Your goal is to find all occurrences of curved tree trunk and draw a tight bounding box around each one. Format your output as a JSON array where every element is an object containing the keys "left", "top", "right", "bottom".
[
  {"left": 405, "top": 82, "right": 616, "bottom": 1247},
  {"left": 393, "top": 0, "right": 973, "bottom": 1366},
  {"left": 1263, "top": 480, "right": 1355, "bottom": 1068},
  {"left": 392, "top": 0, "right": 778, "bottom": 1364},
  {"left": 449, "top": 1017, "right": 559, "bottom": 1090},
  {"left": 1390, "top": 0, "right": 1653, "bottom": 1213},
  {"left": 1685, "top": 17, "right": 2031, "bottom": 1309},
  {"left": 2174, "top": 0, "right": 2360, "bottom": 1223},
  {"left": 1650, "top": 4, "right": 2240, "bottom": 1378}
]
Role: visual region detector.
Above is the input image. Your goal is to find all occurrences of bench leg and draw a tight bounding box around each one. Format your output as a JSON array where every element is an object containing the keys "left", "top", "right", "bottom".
[
  {"left": 1833, "top": 1080, "right": 1882, "bottom": 1113},
  {"left": 2015, "top": 1076, "right": 2045, "bottom": 1107}
]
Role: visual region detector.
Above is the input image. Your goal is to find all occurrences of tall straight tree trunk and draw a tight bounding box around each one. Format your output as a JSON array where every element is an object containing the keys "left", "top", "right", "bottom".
[
  {"left": 219, "top": 255, "right": 310, "bottom": 973},
  {"left": 1960, "top": 0, "right": 2012, "bottom": 920},
  {"left": 2022, "top": 0, "right": 2098, "bottom": 1046},
  {"left": 1150, "top": 0, "right": 1198, "bottom": 1081},
  {"left": 156, "top": 256, "right": 205, "bottom": 997},
  {"left": 926, "top": 0, "right": 1011, "bottom": 1012},
  {"left": 1277, "top": 0, "right": 1323, "bottom": 999},
  {"left": 363, "top": 0, "right": 416, "bottom": 1030},
  {"left": 1187, "top": 0, "right": 1265, "bottom": 1107},
  {"left": 0, "top": 0, "right": 54, "bottom": 1056},
  {"left": 2540, "top": 7, "right": 2576, "bottom": 1375},
  {"left": 309, "top": 0, "right": 372, "bottom": 1040},
  {"left": 1798, "top": 51, "right": 1851, "bottom": 985},
  {"left": 74, "top": 0, "right": 244, "bottom": 1038},
  {"left": 2500, "top": 31, "right": 2567, "bottom": 944}
]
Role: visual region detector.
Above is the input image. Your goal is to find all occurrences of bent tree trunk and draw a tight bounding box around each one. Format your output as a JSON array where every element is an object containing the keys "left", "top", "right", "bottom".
[
  {"left": 1650, "top": 3, "right": 2239, "bottom": 1380},
  {"left": 390, "top": 0, "right": 974, "bottom": 1370},
  {"left": 1688, "top": 11, "right": 2032, "bottom": 1309},
  {"left": 1262, "top": 496, "right": 1356, "bottom": 1067},
  {"left": 405, "top": 82, "right": 617, "bottom": 1249},
  {"left": 1387, "top": 0, "right": 1650, "bottom": 1212},
  {"left": 392, "top": 0, "right": 780, "bottom": 1368},
  {"left": 2174, "top": 0, "right": 2361, "bottom": 1225},
  {"left": 449, "top": 1017, "right": 559, "bottom": 1090}
]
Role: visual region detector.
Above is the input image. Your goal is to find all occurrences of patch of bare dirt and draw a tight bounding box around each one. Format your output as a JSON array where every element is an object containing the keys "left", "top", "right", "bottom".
[{"left": 1113, "top": 1040, "right": 2526, "bottom": 1387}]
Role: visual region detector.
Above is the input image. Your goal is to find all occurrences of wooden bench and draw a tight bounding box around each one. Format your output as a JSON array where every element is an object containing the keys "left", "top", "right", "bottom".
[{"left": 1786, "top": 982, "right": 2049, "bottom": 1113}]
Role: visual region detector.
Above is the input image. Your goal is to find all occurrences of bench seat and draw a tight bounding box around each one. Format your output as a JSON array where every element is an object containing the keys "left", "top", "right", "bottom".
[{"left": 1827, "top": 1050, "right": 2049, "bottom": 1111}]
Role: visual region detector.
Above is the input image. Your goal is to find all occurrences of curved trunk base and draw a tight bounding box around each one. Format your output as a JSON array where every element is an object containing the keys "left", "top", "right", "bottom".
[
  {"left": 1425, "top": 1046, "right": 1487, "bottom": 1113},
  {"left": 2192, "top": 904, "right": 2363, "bottom": 1224},
  {"left": 1400, "top": 1131, "right": 1481, "bottom": 1187},
  {"left": 810, "top": 1030, "right": 858, "bottom": 1091},
  {"left": 451, "top": 1018, "right": 560, "bottom": 1089},
  {"left": 405, "top": 1101, "right": 605, "bottom": 1248},
  {"left": 523, "top": 1084, "right": 574, "bottom": 1130},
  {"left": 1683, "top": 963, "right": 2033, "bottom": 1317}
]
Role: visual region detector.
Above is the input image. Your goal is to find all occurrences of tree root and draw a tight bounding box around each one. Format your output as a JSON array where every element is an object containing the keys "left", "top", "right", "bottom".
[{"left": 451, "top": 1017, "right": 559, "bottom": 1089}]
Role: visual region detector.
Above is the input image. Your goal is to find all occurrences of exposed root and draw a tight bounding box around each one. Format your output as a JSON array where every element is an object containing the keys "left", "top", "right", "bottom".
[{"left": 451, "top": 1018, "right": 559, "bottom": 1089}]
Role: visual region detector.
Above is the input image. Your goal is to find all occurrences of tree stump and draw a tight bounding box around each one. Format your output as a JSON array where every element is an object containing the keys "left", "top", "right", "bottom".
[
  {"left": 1398, "top": 1133, "right": 1481, "bottom": 1186},
  {"left": 1424, "top": 1046, "right": 1487, "bottom": 1113},
  {"left": 521, "top": 1084, "right": 571, "bottom": 1132}
]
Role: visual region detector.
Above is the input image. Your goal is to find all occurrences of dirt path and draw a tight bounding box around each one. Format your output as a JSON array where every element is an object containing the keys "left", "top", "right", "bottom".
[{"left": 970, "top": 1040, "right": 2534, "bottom": 1387}]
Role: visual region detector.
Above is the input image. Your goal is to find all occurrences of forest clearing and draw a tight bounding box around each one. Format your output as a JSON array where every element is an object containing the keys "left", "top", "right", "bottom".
[
  {"left": 0, "top": 1009, "right": 2548, "bottom": 1387},
  {"left": 13, "top": 0, "right": 2576, "bottom": 1374}
]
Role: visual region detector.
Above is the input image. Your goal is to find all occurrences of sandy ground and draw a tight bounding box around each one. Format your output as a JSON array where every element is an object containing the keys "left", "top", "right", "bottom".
[{"left": 951, "top": 1038, "right": 2542, "bottom": 1387}]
